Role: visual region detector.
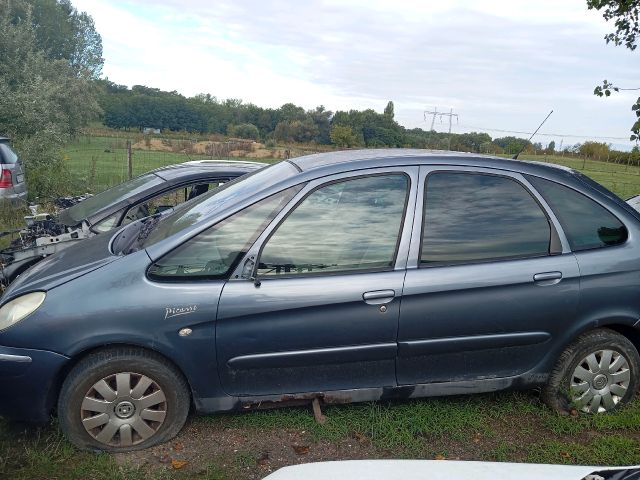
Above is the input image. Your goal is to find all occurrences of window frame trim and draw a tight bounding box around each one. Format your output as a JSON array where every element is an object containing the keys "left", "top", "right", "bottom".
[
  {"left": 417, "top": 168, "right": 563, "bottom": 269},
  {"left": 242, "top": 168, "right": 417, "bottom": 281}
]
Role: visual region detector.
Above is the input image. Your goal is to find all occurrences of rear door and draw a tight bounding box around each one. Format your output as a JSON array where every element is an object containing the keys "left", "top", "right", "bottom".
[
  {"left": 216, "top": 167, "right": 418, "bottom": 396},
  {"left": 397, "top": 166, "right": 580, "bottom": 385}
]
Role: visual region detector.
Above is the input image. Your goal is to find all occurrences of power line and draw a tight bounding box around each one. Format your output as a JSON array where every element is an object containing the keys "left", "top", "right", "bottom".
[
  {"left": 452, "top": 123, "right": 633, "bottom": 141},
  {"left": 421, "top": 108, "right": 632, "bottom": 142},
  {"left": 424, "top": 107, "right": 460, "bottom": 150},
  {"left": 424, "top": 108, "right": 459, "bottom": 133}
]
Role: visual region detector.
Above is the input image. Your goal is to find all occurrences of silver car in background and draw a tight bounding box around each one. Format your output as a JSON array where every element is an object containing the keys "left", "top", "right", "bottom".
[{"left": 0, "top": 137, "right": 27, "bottom": 204}]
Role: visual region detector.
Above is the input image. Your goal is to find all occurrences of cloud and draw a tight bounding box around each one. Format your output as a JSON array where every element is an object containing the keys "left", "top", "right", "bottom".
[{"left": 73, "top": 0, "right": 638, "bottom": 147}]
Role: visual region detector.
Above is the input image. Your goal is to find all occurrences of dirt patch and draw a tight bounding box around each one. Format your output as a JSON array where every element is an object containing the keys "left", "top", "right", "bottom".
[
  {"left": 132, "top": 138, "right": 174, "bottom": 152},
  {"left": 132, "top": 137, "right": 290, "bottom": 160},
  {"left": 116, "top": 417, "right": 395, "bottom": 479}
]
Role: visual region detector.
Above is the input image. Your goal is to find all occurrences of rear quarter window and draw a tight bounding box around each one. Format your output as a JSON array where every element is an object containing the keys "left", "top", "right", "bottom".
[{"left": 527, "top": 175, "right": 628, "bottom": 252}]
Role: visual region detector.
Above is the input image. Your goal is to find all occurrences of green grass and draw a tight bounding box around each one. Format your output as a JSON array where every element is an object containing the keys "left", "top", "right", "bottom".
[
  {"left": 61, "top": 135, "right": 280, "bottom": 193},
  {"left": 0, "top": 202, "right": 29, "bottom": 247},
  {"left": 215, "top": 392, "right": 640, "bottom": 461},
  {"left": 503, "top": 153, "right": 640, "bottom": 199},
  {"left": 58, "top": 138, "right": 640, "bottom": 200},
  {"left": 220, "top": 397, "right": 491, "bottom": 453},
  {"left": 3, "top": 393, "right": 640, "bottom": 479},
  {"left": 526, "top": 436, "right": 640, "bottom": 465}
]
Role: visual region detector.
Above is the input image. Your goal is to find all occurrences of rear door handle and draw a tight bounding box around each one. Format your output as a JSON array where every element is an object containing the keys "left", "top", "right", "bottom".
[
  {"left": 533, "top": 271, "right": 563, "bottom": 284},
  {"left": 363, "top": 290, "right": 396, "bottom": 305}
]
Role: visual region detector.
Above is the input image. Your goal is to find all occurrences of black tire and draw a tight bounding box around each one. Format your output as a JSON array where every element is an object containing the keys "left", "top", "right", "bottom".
[
  {"left": 542, "top": 328, "right": 640, "bottom": 414},
  {"left": 58, "top": 347, "right": 190, "bottom": 452}
]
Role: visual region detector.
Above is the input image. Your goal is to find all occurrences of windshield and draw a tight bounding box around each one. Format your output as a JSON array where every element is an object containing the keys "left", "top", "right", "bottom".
[
  {"left": 142, "top": 161, "right": 297, "bottom": 248},
  {"left": 64, "top": 173, "right": 164, "bottom": 223}
]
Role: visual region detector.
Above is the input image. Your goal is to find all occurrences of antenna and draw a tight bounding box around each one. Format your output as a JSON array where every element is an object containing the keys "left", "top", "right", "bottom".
[{"left": 513, "top": 110, "right": 553, "bottom": 159}]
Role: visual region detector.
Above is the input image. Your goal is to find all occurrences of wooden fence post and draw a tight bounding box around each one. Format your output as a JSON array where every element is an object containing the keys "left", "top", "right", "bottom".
[{"left": 127, "top": 140, "right": 132, "bottom": 180}]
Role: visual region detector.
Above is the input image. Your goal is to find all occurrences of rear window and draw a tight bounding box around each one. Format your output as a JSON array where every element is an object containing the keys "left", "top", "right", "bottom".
[
  {"left": 64, "top": 173, "right": 164, "bottom": 223},
  {"left": 527, "top": 176, "right": 628, "bottom": 251},
  {"left": 0, "top": 143, "right": 18, "bottom": 164}
]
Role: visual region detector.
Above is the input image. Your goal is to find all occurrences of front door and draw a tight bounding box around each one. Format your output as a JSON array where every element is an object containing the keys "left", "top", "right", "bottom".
[
  {"left": 216, "top": 168, "right": 418, "bottom": 396},
  {"left": 397, "top": 167, "right": 580, "bottom": 385}
]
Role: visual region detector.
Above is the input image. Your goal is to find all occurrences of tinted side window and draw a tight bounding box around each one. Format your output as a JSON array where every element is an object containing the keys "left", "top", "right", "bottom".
[
  {"left": 258, "top": 174, "right": 409, "bottom": 276},
  {"left": 148, "top": 186, "right": 300, "bottom": 280},
  {"left": 527, "top": 176, "right": 628, "bottom": 251},
  {"left": 421, "top": 172, "right": 551, "bottom": 265}
]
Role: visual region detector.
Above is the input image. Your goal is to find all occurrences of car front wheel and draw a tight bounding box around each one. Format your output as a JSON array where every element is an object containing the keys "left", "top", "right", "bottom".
[
  {"left": 543, "top": 328, "right": 640, "bottom": 414},
  {"left": 58, "top": 347, "right": 190, "bottom": 452}
]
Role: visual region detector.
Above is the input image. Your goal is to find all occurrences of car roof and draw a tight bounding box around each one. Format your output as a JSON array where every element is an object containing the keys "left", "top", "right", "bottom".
[
  {"left": 289, "top": 149, "right": 574, "bottom": 177},
  {"left": 0, "top": 137, "right": 10, "bottom": 143},
  {"left": 150, "top": 160, "right": 267, "bottom": 181},
  {"left": 59, "top": 160, "right": 267, "bottom": 226}
]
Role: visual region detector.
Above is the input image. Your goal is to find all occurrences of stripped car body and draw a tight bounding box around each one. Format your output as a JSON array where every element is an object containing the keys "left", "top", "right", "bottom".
[
  {"left": 1, "top": 149, "right": 640, "bottom": 452},
  {"left": 0, "top": 160, "right": 266, "bottom": 288}
]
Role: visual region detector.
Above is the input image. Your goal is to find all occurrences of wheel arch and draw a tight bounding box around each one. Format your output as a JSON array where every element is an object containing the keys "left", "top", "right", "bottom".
[{"left": 603, "top": 324, "right": 640, "bottom": 355}]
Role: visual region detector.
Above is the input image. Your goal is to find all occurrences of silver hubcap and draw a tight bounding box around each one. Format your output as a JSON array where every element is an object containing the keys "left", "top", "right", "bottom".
[
  {"left": 570, "top": 349, "right": 631, "bottom": 413},
  {"left": 81, "top": 372, "right": 167, "bottom": 447}
]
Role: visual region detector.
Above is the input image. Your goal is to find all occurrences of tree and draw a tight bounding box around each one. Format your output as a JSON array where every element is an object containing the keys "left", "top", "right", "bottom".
[
  {"left": 383, "top": 101, "right": 394, "bottom": 119},
  {"left": 0, "top": 4, "right": 101, "bottom": 197},
  {"left": 5, "top": 0, "right": 103, "bottom": 77},
  {"left": 546, "top": 140, "right": 556, "bottom": 154},
  {"left": 587, "top": 0, "right": 639, "bottom": 49},
  {"left": 588, "top": 0, "right": 640, "bottom": 140},
  {"left": 492, "top": 136, "right": 532, "bottom": 155},
  {"left": 330, "top": 125, "right": 359, "bottom": 147},
  {"left": 579, "top": 141, "right": 611, "bottom": 159}
]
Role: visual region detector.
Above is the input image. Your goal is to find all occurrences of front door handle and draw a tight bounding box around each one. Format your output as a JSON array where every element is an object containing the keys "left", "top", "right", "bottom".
[
  {"left": 533, "top": 271, "right": 563, "bottom": 285},
  {"left": 363, "top": 290, "right": 395, "bottom": 305}
]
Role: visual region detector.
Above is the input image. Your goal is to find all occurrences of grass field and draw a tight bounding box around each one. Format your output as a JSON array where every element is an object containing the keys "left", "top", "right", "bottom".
[
  {"left": 59, "top": 136, "right": 640, "bottom": 199},
  {"left": 61, "top": 135, "right": 282, "bottom": 194},
  {"left": 3, "top": 139, "right": 640, "bottom": 479},
  {"left": 503, "top": 153, "right": 640, "bottom": 199}
]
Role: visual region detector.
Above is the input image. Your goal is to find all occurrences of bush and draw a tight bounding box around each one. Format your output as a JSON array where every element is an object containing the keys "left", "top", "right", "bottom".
[
  {"left": 579, "top": 141, "right": 611, "bottom": 159},
  {"left": 330, "top": 125, "right": 359, "bottom": 148},
  {"left": 227, "top": 123, "right": 259, "bottom": 140}
]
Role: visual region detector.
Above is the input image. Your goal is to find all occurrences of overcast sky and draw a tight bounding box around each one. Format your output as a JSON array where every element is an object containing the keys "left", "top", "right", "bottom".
[{"left": 73, "top": 0, "right": 639, "bottom": 149}]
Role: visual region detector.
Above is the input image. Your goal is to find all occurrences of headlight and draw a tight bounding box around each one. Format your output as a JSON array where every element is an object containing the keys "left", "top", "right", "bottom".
[{"left": 0, "top": 292, "right": 46, "bottom": 332}]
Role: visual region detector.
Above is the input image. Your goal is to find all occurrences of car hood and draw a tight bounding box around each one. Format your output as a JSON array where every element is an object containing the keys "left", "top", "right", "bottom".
[
  {"left": 1, "top": 231, "right": 120, "bottom": 300},
  {"left": 262, "top": 460, "right": 639, "bottom": 480}
]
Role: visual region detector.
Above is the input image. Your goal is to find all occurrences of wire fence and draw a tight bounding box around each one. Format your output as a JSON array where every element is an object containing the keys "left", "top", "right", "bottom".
[
  {"left": 62, "top": 135, "right": 640, "bottom": 199},
  {"left": 63, "top": 135, "right": 325, "bottom": 194}
]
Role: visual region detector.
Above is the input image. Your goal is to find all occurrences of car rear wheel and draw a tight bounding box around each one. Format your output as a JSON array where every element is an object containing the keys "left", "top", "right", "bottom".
[
  {"left": 542, "top": 328, "right": 640, "bottom": 414},
  {"left": 58, "top": 347, "right": 190, "bottom": 452}
]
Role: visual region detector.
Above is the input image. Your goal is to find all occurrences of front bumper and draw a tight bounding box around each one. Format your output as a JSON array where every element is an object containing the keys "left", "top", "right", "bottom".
[{"left": 0, "top": 345, "right": 69, "bottom": 422}]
